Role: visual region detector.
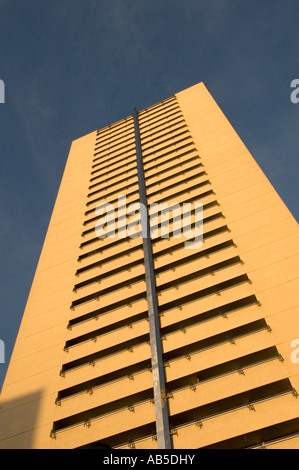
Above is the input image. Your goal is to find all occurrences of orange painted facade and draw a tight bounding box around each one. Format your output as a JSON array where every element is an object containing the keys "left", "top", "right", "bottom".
[{"left": 0, "top": 82, "right": 299, "bottom": 449}]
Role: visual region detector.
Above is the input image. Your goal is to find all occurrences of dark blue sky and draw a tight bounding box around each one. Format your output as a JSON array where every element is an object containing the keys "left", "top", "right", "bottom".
[{"left": 0, "top": 0, "right": 298, "bottom": 390}]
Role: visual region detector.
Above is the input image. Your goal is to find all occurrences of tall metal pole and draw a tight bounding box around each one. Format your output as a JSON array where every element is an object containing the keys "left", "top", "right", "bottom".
[{"left": 132, "top": 108, "right": 172, "bottom": 449}]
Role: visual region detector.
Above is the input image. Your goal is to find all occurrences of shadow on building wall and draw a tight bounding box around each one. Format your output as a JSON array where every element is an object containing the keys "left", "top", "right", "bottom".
[{"left": 0, "top": 390, "right": 42, "bottom": 449}]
